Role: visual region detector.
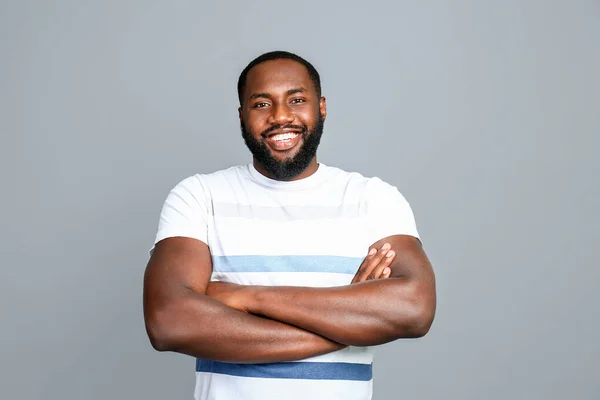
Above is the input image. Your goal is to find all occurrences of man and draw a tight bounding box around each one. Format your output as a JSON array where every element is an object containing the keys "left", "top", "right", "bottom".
[{"left": 143, "top": 51, "right": 436, "bottom": 400}]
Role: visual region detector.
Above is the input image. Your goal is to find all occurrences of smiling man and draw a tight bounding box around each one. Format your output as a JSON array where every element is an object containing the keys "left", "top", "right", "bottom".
[{"left": 143, "top": 51, "right": 436, "bottom": 400}]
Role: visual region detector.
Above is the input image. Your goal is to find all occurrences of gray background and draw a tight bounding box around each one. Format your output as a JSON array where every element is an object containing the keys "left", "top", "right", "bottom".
[{"left": 1, "top": 0, "right": 599, "bottom": 399}]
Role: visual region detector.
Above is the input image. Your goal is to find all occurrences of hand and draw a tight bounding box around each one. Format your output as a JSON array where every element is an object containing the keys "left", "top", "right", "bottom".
[
  {"left": 351, "top": 243, "right": 396, "bottom": 284},
  {"left": 205, "top": 281, "right": 252, "bottom": 312}
]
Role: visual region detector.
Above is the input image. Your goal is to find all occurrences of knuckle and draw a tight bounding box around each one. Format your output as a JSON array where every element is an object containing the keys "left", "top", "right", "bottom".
[{"left": 371, "top": 255, "right": 384, "bottom": 264}]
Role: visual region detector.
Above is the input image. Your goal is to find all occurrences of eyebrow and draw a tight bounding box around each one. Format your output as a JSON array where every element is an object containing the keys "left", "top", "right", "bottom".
[{"left": 248, "top": 87, "right": 308, "bottom": 101}]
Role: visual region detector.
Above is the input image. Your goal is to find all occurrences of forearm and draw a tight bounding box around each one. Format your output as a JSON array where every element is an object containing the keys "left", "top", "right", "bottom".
[
  {"left": 145, "top": 290, "right": 345, "bottom": 364},
  {"left": 246, "top": 279, "right": 434, "bottom": 346}
]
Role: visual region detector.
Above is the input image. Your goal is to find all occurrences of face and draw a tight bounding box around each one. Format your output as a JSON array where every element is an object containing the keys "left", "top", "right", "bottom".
[{"left": 239, "top": 59, "right": 327, "bottom": 181}]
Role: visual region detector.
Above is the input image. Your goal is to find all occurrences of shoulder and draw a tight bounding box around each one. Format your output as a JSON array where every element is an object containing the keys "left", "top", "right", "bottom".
[
  {"left": 171, "top": 165, "right": 249, "bottom": 193},
  {"left": 323, "top": 164, "right": 403, "bottom": 198},
  {"left": 321, "top": 164, "right": 371, "bottom": 187},
  {"left": 325, "top": 168, "right": 420, "bottom": 240},
  {"left": 201, "top": 164, "right": 249, "bottom": 180},
  {"left": 364, "top": 176, "right": 403, "bottom": 198}
]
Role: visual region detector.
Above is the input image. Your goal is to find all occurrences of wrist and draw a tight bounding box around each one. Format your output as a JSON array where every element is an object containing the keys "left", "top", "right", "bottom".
[{"left": 243, "top": 285, "right": 264, "bottom": 314}]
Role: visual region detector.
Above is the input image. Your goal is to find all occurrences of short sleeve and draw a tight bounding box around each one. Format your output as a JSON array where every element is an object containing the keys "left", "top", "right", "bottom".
[
  {"left": 149, "top": 175, "right": 210, "bottom": 255},
  {"left": 365, "top": 177, "right": 420, "bottom": 243}
]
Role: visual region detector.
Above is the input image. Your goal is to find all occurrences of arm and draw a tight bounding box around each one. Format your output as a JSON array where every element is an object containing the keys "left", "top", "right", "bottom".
[
  {"left": 143, "top": 236, "right": 346, "bottom": 364},
  {"left": 208, "top": 235, "right": 436, "bottom": 347}
]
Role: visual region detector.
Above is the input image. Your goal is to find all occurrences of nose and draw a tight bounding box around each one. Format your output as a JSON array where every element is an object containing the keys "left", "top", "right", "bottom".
[{"left": 268, "top": 103, "right": 295, "bottom": 125}]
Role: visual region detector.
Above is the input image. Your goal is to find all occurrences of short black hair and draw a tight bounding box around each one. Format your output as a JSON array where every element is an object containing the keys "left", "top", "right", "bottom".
[{"left": 237, "top": 51, "right": 321, "bottom": 105}]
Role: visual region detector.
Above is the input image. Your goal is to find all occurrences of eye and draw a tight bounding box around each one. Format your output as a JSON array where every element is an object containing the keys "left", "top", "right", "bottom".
[
  {"left": 253, "top": 102, "right": 269, "bottom": 108},
  {"left": 290, "top": 98, "right": 306, "bottom": 104}
]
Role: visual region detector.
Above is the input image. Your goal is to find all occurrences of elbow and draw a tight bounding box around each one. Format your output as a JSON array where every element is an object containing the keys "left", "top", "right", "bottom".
[
  {"left": 405, "top": 307, "right": 435, "bottom": 338},
  {"left": 394, "top": 295, "right": 436, "bottom": 339},
  {"left": 146, "top": 326, "right": 172, "bottom": 352},
  {"left": 144, "top": 307, "right": 181, "bottom": 352}
]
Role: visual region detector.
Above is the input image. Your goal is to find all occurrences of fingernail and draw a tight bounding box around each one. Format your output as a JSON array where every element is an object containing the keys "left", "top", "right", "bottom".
[
  {"left": 386, "top": 250, "right": 395, "bottom": 258},
  {"left": 368, "top": 248, "right": 377, "bottom": 255},
  {"left": 383, "top": 267, "right": 390, "bottom": 275},
  {"left": 382, "top": 243, "right": 391, "bottom": 250}
]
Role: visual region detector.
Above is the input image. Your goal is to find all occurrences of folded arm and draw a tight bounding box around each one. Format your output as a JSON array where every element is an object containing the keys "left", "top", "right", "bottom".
[
  {"left": 208, "top": 235, "right": 436, "bottom": 347},
  {"left": 143, "top": 237, "right": 346, "bottom": 364}
]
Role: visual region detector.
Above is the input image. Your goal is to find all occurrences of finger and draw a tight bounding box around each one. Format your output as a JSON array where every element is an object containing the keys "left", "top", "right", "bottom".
[
  {"left": 353, "top": 246, "right": 384, "bottom": 283},
  {"left": 356, "top": 243, "right": 391, "bottom": 283},
  {"left": 368, "top": 250, "right": 395, "bottom": 280},
  {"left": 352, "top": 247, "right": 380, "bottom": 284},
  {"left": 358, "top": 243, "right": 390, "bottom": 282},
  {"left": 372, "top": 266, "right": 391, "bottom": 280},
  {"left": 351, "top": 247, "right": 377, "bottom": 284}
]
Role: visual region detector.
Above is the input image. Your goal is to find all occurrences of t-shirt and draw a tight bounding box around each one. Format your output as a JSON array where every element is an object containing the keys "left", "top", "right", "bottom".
[{"left": 151, "top": 163, "right": 420, "bottom": 400}]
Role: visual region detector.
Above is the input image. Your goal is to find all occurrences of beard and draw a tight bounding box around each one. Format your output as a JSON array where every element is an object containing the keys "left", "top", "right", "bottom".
[{"left": 241, "top": 113, "right": 325, "bottom": 180}]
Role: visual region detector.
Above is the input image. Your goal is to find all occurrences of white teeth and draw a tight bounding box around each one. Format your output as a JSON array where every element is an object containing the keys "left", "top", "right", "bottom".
[{"left": 271, "top": 133, "right": 298, "bottom": 141}]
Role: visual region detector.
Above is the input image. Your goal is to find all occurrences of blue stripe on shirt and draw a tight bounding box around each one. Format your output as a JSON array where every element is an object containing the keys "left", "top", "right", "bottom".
[
  {"left": 211, "top": 255, "right": 362, "bottom": 274},
  {"left": 196, "top": 360, "right": 373, "bottom": 381}
]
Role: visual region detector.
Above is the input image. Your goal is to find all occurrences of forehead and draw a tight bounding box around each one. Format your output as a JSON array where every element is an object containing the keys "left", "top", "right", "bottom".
[{"left": 244, "top": 59, "right": 314, "bottom": 97}]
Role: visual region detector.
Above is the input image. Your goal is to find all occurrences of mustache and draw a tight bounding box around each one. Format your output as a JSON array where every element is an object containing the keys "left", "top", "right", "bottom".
[{"left": 260, "top": 124, "right": 307, "bottom": 138}]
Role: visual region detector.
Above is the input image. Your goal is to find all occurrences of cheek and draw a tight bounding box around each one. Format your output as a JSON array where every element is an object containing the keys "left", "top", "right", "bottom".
[
  {"left": 298, "top": 106, "right": 321, "bottom": 124},
  {"left": 244, "top": 115, "right": 267, "bottom": 135},
  {"left": 298, "top": 113, "right": 318, "bottom": 129}
]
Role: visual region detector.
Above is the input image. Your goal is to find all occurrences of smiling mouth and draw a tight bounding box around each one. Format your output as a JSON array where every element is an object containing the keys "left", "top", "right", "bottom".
[
  {"left": 269, "top": 132, "right": 300, "bottom": 142},
  {"left": 265, "top": 131, "right": 302, "bottom": 151}
]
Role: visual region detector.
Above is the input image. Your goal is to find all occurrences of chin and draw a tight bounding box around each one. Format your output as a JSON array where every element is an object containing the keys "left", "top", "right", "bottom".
[
  {"left": 268, "top": 145, "right": 303, "bottom": 161},
  {"left": 271, "top": 151, "right": 300, "bottom": 163}
]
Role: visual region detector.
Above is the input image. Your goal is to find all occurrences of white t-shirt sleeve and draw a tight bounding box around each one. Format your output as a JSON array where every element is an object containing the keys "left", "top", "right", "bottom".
[
  {"left": 365, "top": 177, "right": 420, "bottom": 243},
  {"left": 150, "top": 175, "right": 210, "bottom": 254}
]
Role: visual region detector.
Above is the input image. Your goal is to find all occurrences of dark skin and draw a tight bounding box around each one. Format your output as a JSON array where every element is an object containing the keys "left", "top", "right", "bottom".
[
  {"left": 144, "top": 237, "right": 396, "bottom": 363},
  {"left": 143, "top": 58, "right": 436, "bottom": 362},
  {"left": 146, "top": 236, "right": 344, "bottom": 363},
  {"left": 207, "top": 235, "right": 436, "bottom": 346},
  {"left": 238, "top": 59, "right": 327, "bottom": 181}
]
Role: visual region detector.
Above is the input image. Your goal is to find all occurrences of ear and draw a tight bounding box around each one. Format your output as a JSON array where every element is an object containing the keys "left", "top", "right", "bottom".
[
  {"left": 238, "top": 106, "right": 243, "bottom": 121},
  {"left": 319, "top": 97, "right": 327, "bottom": 119}
]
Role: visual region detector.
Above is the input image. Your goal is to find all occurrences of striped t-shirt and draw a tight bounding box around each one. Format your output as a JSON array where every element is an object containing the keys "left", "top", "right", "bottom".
[{"left": 152, "top": 163, "right": 420, "bottom": 400}]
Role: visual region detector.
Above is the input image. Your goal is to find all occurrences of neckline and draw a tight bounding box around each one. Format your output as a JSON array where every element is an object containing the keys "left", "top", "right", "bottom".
[{"left": 247, "top": 162, "right": 330, "bottom": 190}]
